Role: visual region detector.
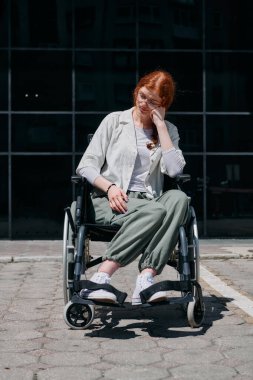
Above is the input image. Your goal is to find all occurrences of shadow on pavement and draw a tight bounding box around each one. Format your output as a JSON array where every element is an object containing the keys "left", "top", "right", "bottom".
[{"left": 83, "top": 296, "right": 233, "bottom": 339}]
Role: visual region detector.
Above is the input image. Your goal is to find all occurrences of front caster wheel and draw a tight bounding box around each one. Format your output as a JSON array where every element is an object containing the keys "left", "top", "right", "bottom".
[
  {"left": 187, "top": 296, "right": 205, "bottom": 328},
  {"left": 64, "top": 301, "right": 95, "bottom": 330}
]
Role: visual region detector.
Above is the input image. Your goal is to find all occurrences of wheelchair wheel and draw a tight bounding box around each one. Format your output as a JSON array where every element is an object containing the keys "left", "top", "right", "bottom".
[
  {"left": 63, "top": 201, "right": 76, "bottom": 304},
  {"left": 63, "top": 301, "right": 95, "bottom": 330},
  {"left": 187, "top": 284, "right": 205, "bottom": 328}
]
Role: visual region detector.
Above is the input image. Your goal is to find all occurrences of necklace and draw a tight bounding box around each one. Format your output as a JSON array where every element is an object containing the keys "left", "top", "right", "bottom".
[{"left": 133, "top": 109, "right": 157, "bottom": 150}]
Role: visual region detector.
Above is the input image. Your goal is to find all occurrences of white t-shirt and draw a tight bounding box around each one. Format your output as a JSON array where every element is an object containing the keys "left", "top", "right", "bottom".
[{"left": 128, "top": 127, "right": 153, "bottom": 192}]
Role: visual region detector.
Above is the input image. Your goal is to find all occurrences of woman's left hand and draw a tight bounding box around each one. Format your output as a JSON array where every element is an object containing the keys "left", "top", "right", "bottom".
[{"left": 150, "top": 106, "right": 165, "bottom": 127}]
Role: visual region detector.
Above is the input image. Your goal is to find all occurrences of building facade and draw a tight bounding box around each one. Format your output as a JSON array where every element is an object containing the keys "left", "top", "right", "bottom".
[{"left": 0, "top": 0, "right": 253, "bottom": 239}]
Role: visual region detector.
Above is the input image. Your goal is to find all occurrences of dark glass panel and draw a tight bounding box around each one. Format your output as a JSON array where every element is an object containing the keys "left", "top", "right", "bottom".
[
  {"left": 0, "top": 157, "right": 8, "bottom": 238},
  {"left": 11, "top": 0, "right": 72, "bottom": 47},
  {"left": 0, "top": 0, "right": 8, "bottom": 47},
  {"left": 207, "top": 115, "right": 253, "bottom": 152},
  {"left": 0, "top": 115, "right": 8, "bottom": 152},
  {"left": 206, "top": 0, "right": 253, "bottom": 50},
  {"left": 12, "top": 115, "right": 72, "bottom": 152},
  {"left": 12, "top": 51, "right": 72, "bottom": 111},
  {"left": 0, "top": 52, "right": 8, "bottom": 110},
  {"left": 76, "top": 52, "right": 136, "bottom": 111},
  {"left": 207, "top": 156, "right": 253, "bottom": 237},
  {"left": 76, "top": 114, "right": 106, "bottom": 153},
  {"left": 74, "top": 0, "right": 136, "bottom": 48},
  {"left": 139, "top": 0, "right": 202, "bottom": 49},
  {"left": 139, "top": 52, "right": 202, "bottom": 111},
  {"left": 206, "top": 53, "right": 253, "bottom": 112},
  {"left": 12, "top": 156, "right": 72, "bottom": 238},
  {"left": 168, "top": 115, "right": 203, "bottom": 152}
]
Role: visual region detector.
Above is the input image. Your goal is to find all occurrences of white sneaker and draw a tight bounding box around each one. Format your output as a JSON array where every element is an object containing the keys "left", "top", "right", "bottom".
[
  {"left": 80, "top": 272, "right": 117, "bottom": 303},
  {"left": 132, "top": 273, "right": 167, "bottom": 305}
]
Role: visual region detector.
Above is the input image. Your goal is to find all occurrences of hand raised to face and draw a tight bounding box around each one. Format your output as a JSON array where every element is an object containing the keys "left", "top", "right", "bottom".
[{"left": 150, "top": 106, "right": 166, "bottom": 126}]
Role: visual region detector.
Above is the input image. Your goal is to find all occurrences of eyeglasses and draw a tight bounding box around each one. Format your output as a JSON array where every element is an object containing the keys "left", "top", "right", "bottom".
[{"left": 138, "top": 91, "right": 161, "bottom": 110}]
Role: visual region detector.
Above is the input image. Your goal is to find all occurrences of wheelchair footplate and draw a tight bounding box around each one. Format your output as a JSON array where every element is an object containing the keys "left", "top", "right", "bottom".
[
  {"left": 63, "top": 280, "right": 205, "bottom": 330},
  {"left": 75, "top": 280, "right": 127, "bottom": 306},
  {"left": 140, "top": 280, "right": 193, "bottom": 305}
]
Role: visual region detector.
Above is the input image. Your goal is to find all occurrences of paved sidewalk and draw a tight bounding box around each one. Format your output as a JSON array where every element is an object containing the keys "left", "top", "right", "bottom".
[
  {"left": 0, "top": 239, "right": 253, "bottom": 263},
  {"left": 0, "top": 240, "right": 253, "bottom": 379}
]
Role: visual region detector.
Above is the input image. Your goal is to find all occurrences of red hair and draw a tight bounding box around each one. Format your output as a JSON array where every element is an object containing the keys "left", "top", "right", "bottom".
[{"left": 133, "top": 70, "right": 176, "bottom": 110}]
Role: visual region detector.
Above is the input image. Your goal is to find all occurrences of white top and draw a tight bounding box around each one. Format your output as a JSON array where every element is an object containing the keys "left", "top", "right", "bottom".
[
  {"left": 77, "top": 107, "right": 185, "bottom": 198},
  {"left": 128, "top": 127, "right": 153, "bottom": 192}
]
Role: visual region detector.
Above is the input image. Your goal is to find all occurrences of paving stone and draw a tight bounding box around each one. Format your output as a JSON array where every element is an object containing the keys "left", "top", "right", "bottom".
[
  {"left": 40, "top": 352, "right": 100, "bottom": 366},
  {"left": 163, "top": 348, "right": 224, "bottom": 365},
  {"left": 170, "top": 364, "right": 237, "bottom": 379},
  {"left": 157, "top": 336, "right": 211, "bottom": 349},
  {"left": 204, "top": 324, "right": 253, "bottom": 338},
  {"left": 0, "top": 368, "right": 34, "bottom": 380},
  {"left": 103, "top": 351, "right": 163, "bottom": 366},
  {"left": 0, "top": 329, "right": 42, "bottom": 341},
  {"left": 3, "top": 311, "right": 50, "bottom": 321},
  {"left": 44, "top": 339, "right": 99, "bottom": 352},
  {"left": 37, "top": 366, "right": 101, "bottom": 380},
  {"left": 213, "top": 335, "right": 253, "bottom": 349},
  {"left": 0, "top": 353, "right": 38, "bottom": 367},
  {"left": 100, "top": 337, "right": 157, "bottom": 351},
  {"left": 104, "top": 365, "right": 169, "bottom": 380},
  {"left": 223, "top": 347, "right": 253, "bottom": 362},
  {"left": 0, "top": 340, "right": 41, "bottom": 353},
  {"left": 236, "top": 362, "right": 253, "bottom": 377}
]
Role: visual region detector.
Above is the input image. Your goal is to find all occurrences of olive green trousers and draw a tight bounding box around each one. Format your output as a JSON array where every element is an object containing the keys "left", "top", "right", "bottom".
[{"left": 91, "top": 189, "right": 189, "bottom": 275}]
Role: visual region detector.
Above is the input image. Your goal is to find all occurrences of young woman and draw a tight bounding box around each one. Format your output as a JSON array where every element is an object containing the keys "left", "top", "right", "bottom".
[{"left": 76, "top": 70, "right": 188, "bottom": 305}]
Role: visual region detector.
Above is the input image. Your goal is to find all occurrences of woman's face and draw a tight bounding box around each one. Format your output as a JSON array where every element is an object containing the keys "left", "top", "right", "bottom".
[{"left": 136, "top": 86, "right": 162, "bottom": 115}]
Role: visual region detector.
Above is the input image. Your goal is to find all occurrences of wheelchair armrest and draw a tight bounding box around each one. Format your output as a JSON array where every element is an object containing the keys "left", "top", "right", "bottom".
[
  {"left": 71, "top": 175, "right": 87, "bottom": 185},
  {"left": 175, "top": 174, "right": 191, "bottom": 184}
]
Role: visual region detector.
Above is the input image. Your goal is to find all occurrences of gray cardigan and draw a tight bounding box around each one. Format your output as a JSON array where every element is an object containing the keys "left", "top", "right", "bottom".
[{"left": 76, "top": 108, "right": 185, "bottom": 198}]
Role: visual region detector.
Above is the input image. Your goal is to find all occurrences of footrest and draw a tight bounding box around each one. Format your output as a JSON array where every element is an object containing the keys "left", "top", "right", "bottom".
[
  {"left": 76, "top": 280, "right": 127, "bottom": 305},
  {"left": 140, "top": 280, "right": 192, "bottom": 304}
]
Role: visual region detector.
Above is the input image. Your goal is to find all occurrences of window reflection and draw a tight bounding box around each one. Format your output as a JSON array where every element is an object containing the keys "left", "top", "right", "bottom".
[
  {"left": 0, "top": 52, "right": 8, "bottom": 110},
  {"left": 206, "top": 0, "right": 253, "bottom": 50},
  {"left": 74, "top": 0, "right": 136, "bottom": 48},
  {"left": 0, "top": 0, "right": 252, "bottom": 239},
  {"left": 139, "top": 0, "right": 202, "bottom": 49},
  {"left": 76, "top": 52, "right": 136, "bottom": 111},
  {"left": 139, "top": 52, "right": 202, "bottom": 111},
  {"left": 12, "top": 156, "right": 72, "bottom": 238},
  {"left": 12, "top": 51, "right": 72, "bottom": 111},
  {"left": 207, "top": 156, "right": 253, "bottom": 237},
  {"left": 0, "top": 116, "right": 8, "bottom": 152},
  {"left": 0, "top": 157, "right": 8, "bottom": 238},
  {"left": 12, "top": 115, "right": 72, "bottom": 152},
  {"left": 11, "top": 0, "right": 72, "bottom": 47},
  {"left": 168, "top": 115, "right": 203, "bottom": 152},
  {"left": 75, "top": 114, "right": 106, "bottom": 153},
  {"left": 206, "top": 53, "right": 253, "bottom": 112},
  {"left": 0, "top": 0, "right": 8, "bottom": 47},
  {"left": 207, "top": 115, "right": 253, "bottom": 152}
]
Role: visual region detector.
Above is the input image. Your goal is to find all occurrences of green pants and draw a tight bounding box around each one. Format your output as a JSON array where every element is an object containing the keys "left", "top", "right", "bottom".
[{"left": 91, "top": 190, "right": 189, "bottom": 275}]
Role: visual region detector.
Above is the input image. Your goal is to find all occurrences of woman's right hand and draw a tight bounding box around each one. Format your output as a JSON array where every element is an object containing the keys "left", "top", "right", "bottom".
[{"left": 108, "top": 185, "right": 128, "bottom": 214}]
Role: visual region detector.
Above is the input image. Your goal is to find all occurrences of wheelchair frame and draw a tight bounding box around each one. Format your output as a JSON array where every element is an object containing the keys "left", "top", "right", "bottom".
[{"left": 63, "top": 174, "right": 205, "bottom": 330}]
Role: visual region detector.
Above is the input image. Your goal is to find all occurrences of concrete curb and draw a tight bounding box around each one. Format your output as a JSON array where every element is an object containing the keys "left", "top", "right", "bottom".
[
  {"left": 0, "top": 252, "right": 252, "bottom": 263},
  {"left": 0, "top": 256, "right": 62, "bottom": 263}
]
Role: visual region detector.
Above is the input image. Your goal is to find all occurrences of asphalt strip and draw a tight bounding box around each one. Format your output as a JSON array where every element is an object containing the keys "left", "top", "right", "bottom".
[{"left": 200, "top": 264, "right": 253, "bottom": 318}]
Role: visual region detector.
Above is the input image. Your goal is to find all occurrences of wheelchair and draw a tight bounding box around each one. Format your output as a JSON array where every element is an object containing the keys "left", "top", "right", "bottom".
[{"left": 62, "top": 173, "right": 205, "bottom": 330}]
